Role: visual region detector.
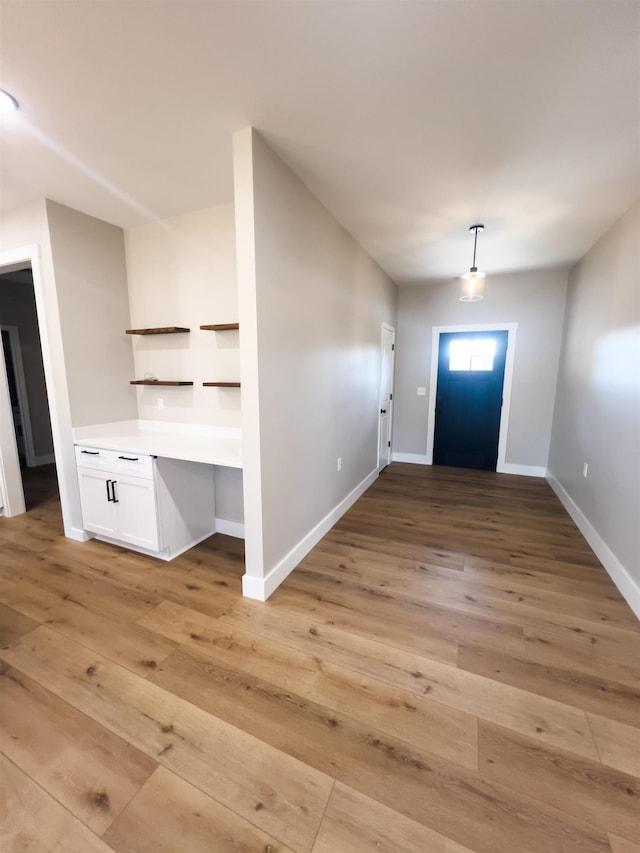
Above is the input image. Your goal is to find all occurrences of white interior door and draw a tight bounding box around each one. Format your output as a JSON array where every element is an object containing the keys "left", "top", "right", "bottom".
[{"left": 378, "top": 324, "right": 396, "bottom": 470}]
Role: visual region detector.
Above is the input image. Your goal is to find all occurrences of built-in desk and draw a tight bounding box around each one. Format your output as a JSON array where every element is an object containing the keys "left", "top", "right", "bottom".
[
  {"left": 73, "top": 420, "right": 242, "bottom": 559},
  {"left": 73, "top": 420, "right": 242, "bottom": 467}
]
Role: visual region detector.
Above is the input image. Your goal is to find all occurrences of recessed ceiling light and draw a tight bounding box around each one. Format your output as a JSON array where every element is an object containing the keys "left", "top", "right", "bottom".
[{"left": 0, "top": 89, "right": 19, "bottom": 113}]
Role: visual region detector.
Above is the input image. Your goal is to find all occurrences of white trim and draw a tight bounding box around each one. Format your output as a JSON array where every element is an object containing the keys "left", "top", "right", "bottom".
[
  {"left": 242, "top": 467, "right": 379, "bottom": 601},
  {"left": 378, "top": 322, "right": 396, "bottom": 471},
  {"left": 392, "top": 454, "right": 546, "bottom": 477},
  {"left": 0, "top": 243, "right": 81, "bottom": 537},
  {"left": 82, "top": 526, "right": 220, "bottom": 559},
  {"left": 215, "top": 518, "right": 245, "bottom": 539},
  {"left": 425, "top": 323, "right": 518, "bottom": 470},
  {"left": 497, "top": 462, "right": 547, "bottom": 478},
  {"left": 547, "top": 471, "right": 640, "bottom": 621},
  {"left": 241, "top": 573, "right": 269, "bottom": 601},
  {"left": 67, "top": 526, "right": 91, "bottom": 542},
  {"left": 233, "top": 128, "right": 265, "bottom": 595},
  {"left": 392, "top": 452, "right": 429, "bottom": 465}
]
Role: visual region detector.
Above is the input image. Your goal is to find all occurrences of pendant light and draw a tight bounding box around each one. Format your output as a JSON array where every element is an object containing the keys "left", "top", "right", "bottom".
[{"left": 460, "top": 224, "right": 485, "bottom": 301}]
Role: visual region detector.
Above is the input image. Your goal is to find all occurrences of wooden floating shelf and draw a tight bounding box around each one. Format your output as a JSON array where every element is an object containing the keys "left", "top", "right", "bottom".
[
  {"left": 202, "top": 382, "right": 241, "bottom": 388},
  {"left": 130, "top": 380, "right": 194, "bottom": 386},
  {"left": 126, "top": 327, "right": 190, "bottom": 335},
  {"left": 199, "top": 323, "right": 239, "bottom": 331}
]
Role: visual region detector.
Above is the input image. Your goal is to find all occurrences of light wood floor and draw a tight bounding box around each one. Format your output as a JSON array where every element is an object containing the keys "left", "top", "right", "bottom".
[{"left": 1, "top": 463, "right": 639, "bottom": 853}]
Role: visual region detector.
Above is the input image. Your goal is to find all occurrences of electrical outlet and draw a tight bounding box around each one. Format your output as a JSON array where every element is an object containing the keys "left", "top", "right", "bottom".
[
  {"left": 417, "top": 387, "right": 426, "bottom": 396},
  {"left": 583, "top": 462, "right": 588, "bottom": 478},
  {"left": 337, "top": 457, "right": 342, "bottom": 472},
  {"left": 157, "top": 397, "right": 164, "bottom": 411}
]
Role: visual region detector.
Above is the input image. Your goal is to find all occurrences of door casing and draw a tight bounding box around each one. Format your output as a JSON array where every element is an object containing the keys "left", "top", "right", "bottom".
[
  {"left": 378, "top": 323, "right": 396, "bottom": 470},
  {"left": 0, "top": 245, "right": 86, "bottom": 538},
  {"left": 426, "top": 323, "right": 518, "bottom": 472}
]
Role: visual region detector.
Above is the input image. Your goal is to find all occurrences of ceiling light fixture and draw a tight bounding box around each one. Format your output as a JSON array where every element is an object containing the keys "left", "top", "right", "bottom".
[
  {"left": 0, "top": 89, "right": 19, "bottom": 113},
  {"left": 460, "top": 223, "right": 485, "bottom": 301}
]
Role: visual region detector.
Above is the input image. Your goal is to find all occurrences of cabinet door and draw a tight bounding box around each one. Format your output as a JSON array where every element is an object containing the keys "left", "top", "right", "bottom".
[
  {"left": 112, "top": 474, "right": 160, "bottom": 551},
  {"left": 77, "top": 468, "right": 117, "bottom": 537}
]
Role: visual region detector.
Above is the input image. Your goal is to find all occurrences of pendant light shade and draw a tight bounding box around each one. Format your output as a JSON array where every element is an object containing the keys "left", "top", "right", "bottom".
[{"left": 460, "top": 224, "right": 485, "bottom": 301}]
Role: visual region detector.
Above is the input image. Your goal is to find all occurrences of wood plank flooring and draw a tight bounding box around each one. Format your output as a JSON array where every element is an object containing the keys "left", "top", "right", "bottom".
[{"left": 1, "top": 462, "right": 639, "bottom": 852}]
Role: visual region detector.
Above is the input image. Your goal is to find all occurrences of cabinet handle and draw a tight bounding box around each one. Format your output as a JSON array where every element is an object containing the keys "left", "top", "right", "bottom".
[
  {"left": 105, "top": 479, "right": 118, "bottom": 503},
  {"left": 82, "top": 450, "right": 100, "bottom": 455},
  {"left": 118, "top": 455, "right": 139, "bottom": 461}
]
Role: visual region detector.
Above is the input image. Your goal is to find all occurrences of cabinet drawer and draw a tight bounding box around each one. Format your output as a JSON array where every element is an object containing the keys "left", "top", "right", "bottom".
[
  {"left": 75, "top": 446, "right": 115, "bottom": 471},
  {"left": 113, "top": 453, "right": 155, "bottom": 479},
  {"left": 75, "top": 446, "right": 155, "bottom": 479}
]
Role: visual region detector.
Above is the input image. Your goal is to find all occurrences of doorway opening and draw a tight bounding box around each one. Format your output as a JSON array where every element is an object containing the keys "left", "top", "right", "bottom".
[
  {"left": 426, "top": 323, "right": 518, "bottom": 472},
  {"left": 378, "top": 323, "right": 396, "bottom": 470},
  {"left": 0, "top": 267, "right": 57, "bottom": 511},
  {"left": 433, "top": 330, "right": 508, "bottom": 471}
]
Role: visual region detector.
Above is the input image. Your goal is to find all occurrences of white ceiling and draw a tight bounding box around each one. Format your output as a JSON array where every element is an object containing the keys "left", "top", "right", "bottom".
[{"left": 1, "top": 0, "right": 639, "bottom": 286}]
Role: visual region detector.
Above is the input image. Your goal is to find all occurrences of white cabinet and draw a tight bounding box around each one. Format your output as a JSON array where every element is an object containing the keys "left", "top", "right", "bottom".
[
  {"left": 76, "top": 466, "right": 119, "bottom": 538},
  {"left": 76, "top": 466, "right": 159, "bottom": 550},
  {"left": 75, "top": 446, "right": 216, "bottom": 560},
  {"left": 76, "top": 448, "right": 160, "bottom": 550},
  {"left": 113, "top": 474, "right": 159, "bottom": 550}
]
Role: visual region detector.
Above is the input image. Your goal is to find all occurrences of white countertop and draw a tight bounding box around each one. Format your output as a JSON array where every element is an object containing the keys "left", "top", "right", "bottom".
[{"left": 73, "top": 420, "right": 242, "bottom": 468}]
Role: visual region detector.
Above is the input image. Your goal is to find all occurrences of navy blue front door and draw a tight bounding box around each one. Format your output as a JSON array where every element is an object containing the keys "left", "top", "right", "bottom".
[{"left": 433, "top": 330, "right": 508, "bottom": 471}]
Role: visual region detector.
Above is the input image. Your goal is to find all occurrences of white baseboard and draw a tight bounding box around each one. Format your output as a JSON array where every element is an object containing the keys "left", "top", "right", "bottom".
[
  {"left": 215, "top": 518, "right": 245, "bottom": 539},
  {"left": 497, "top": 462, "right": 547, "bottom": 477},
  {"left": 29, "top": 453, "right": 56, "bottom": 467},
  {"left": 391, "top": 454, "right": 546, "bottom": 478},
  {"left": 241, "top": 573, "right": 269, "bottom": 600},
  {"left": 83, "top": 526, "right": 218, "bottom": 561},
  {"left": 65, "top": 526, "right": 92, "bottom": 542},
  {"left": 242, "top": 468, "right": 379, "bottom": 601},
  {"left": 547, "top": 471, "right": 640, "bottom": 621},
  {"left": 391, "top": 452, "right": 430, "bottom": 465}
]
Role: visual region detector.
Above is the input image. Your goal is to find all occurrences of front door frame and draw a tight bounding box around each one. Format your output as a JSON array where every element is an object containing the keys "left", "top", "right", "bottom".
[{"left": 426, "top": 323, "right": 518, "bottom": 472}]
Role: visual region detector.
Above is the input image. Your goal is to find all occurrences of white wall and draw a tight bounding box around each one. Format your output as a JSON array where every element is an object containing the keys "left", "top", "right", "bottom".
[
  {"left": 393, "top": 268, "right": 568, "bottom": 470},
  {"left": 46, "top": 200, "right": 137, "bottom": 428},
  {"left": 124, "top": 205, "right": 240, "bottom": 428},
  {"left": 548, "top": 199, "right": 640, "bottom": 616},
  {"left": 0, "top": 273, "right": 54, "bottom": 459},
  {"left": 213, "top": 464, "right": 244, "bottom": 528},
  {"left": 0, "top": 200, "right": 50, "bottom": 252},
  {"left": 234, "top": 128, "right": 397, "bottom": 599}
]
